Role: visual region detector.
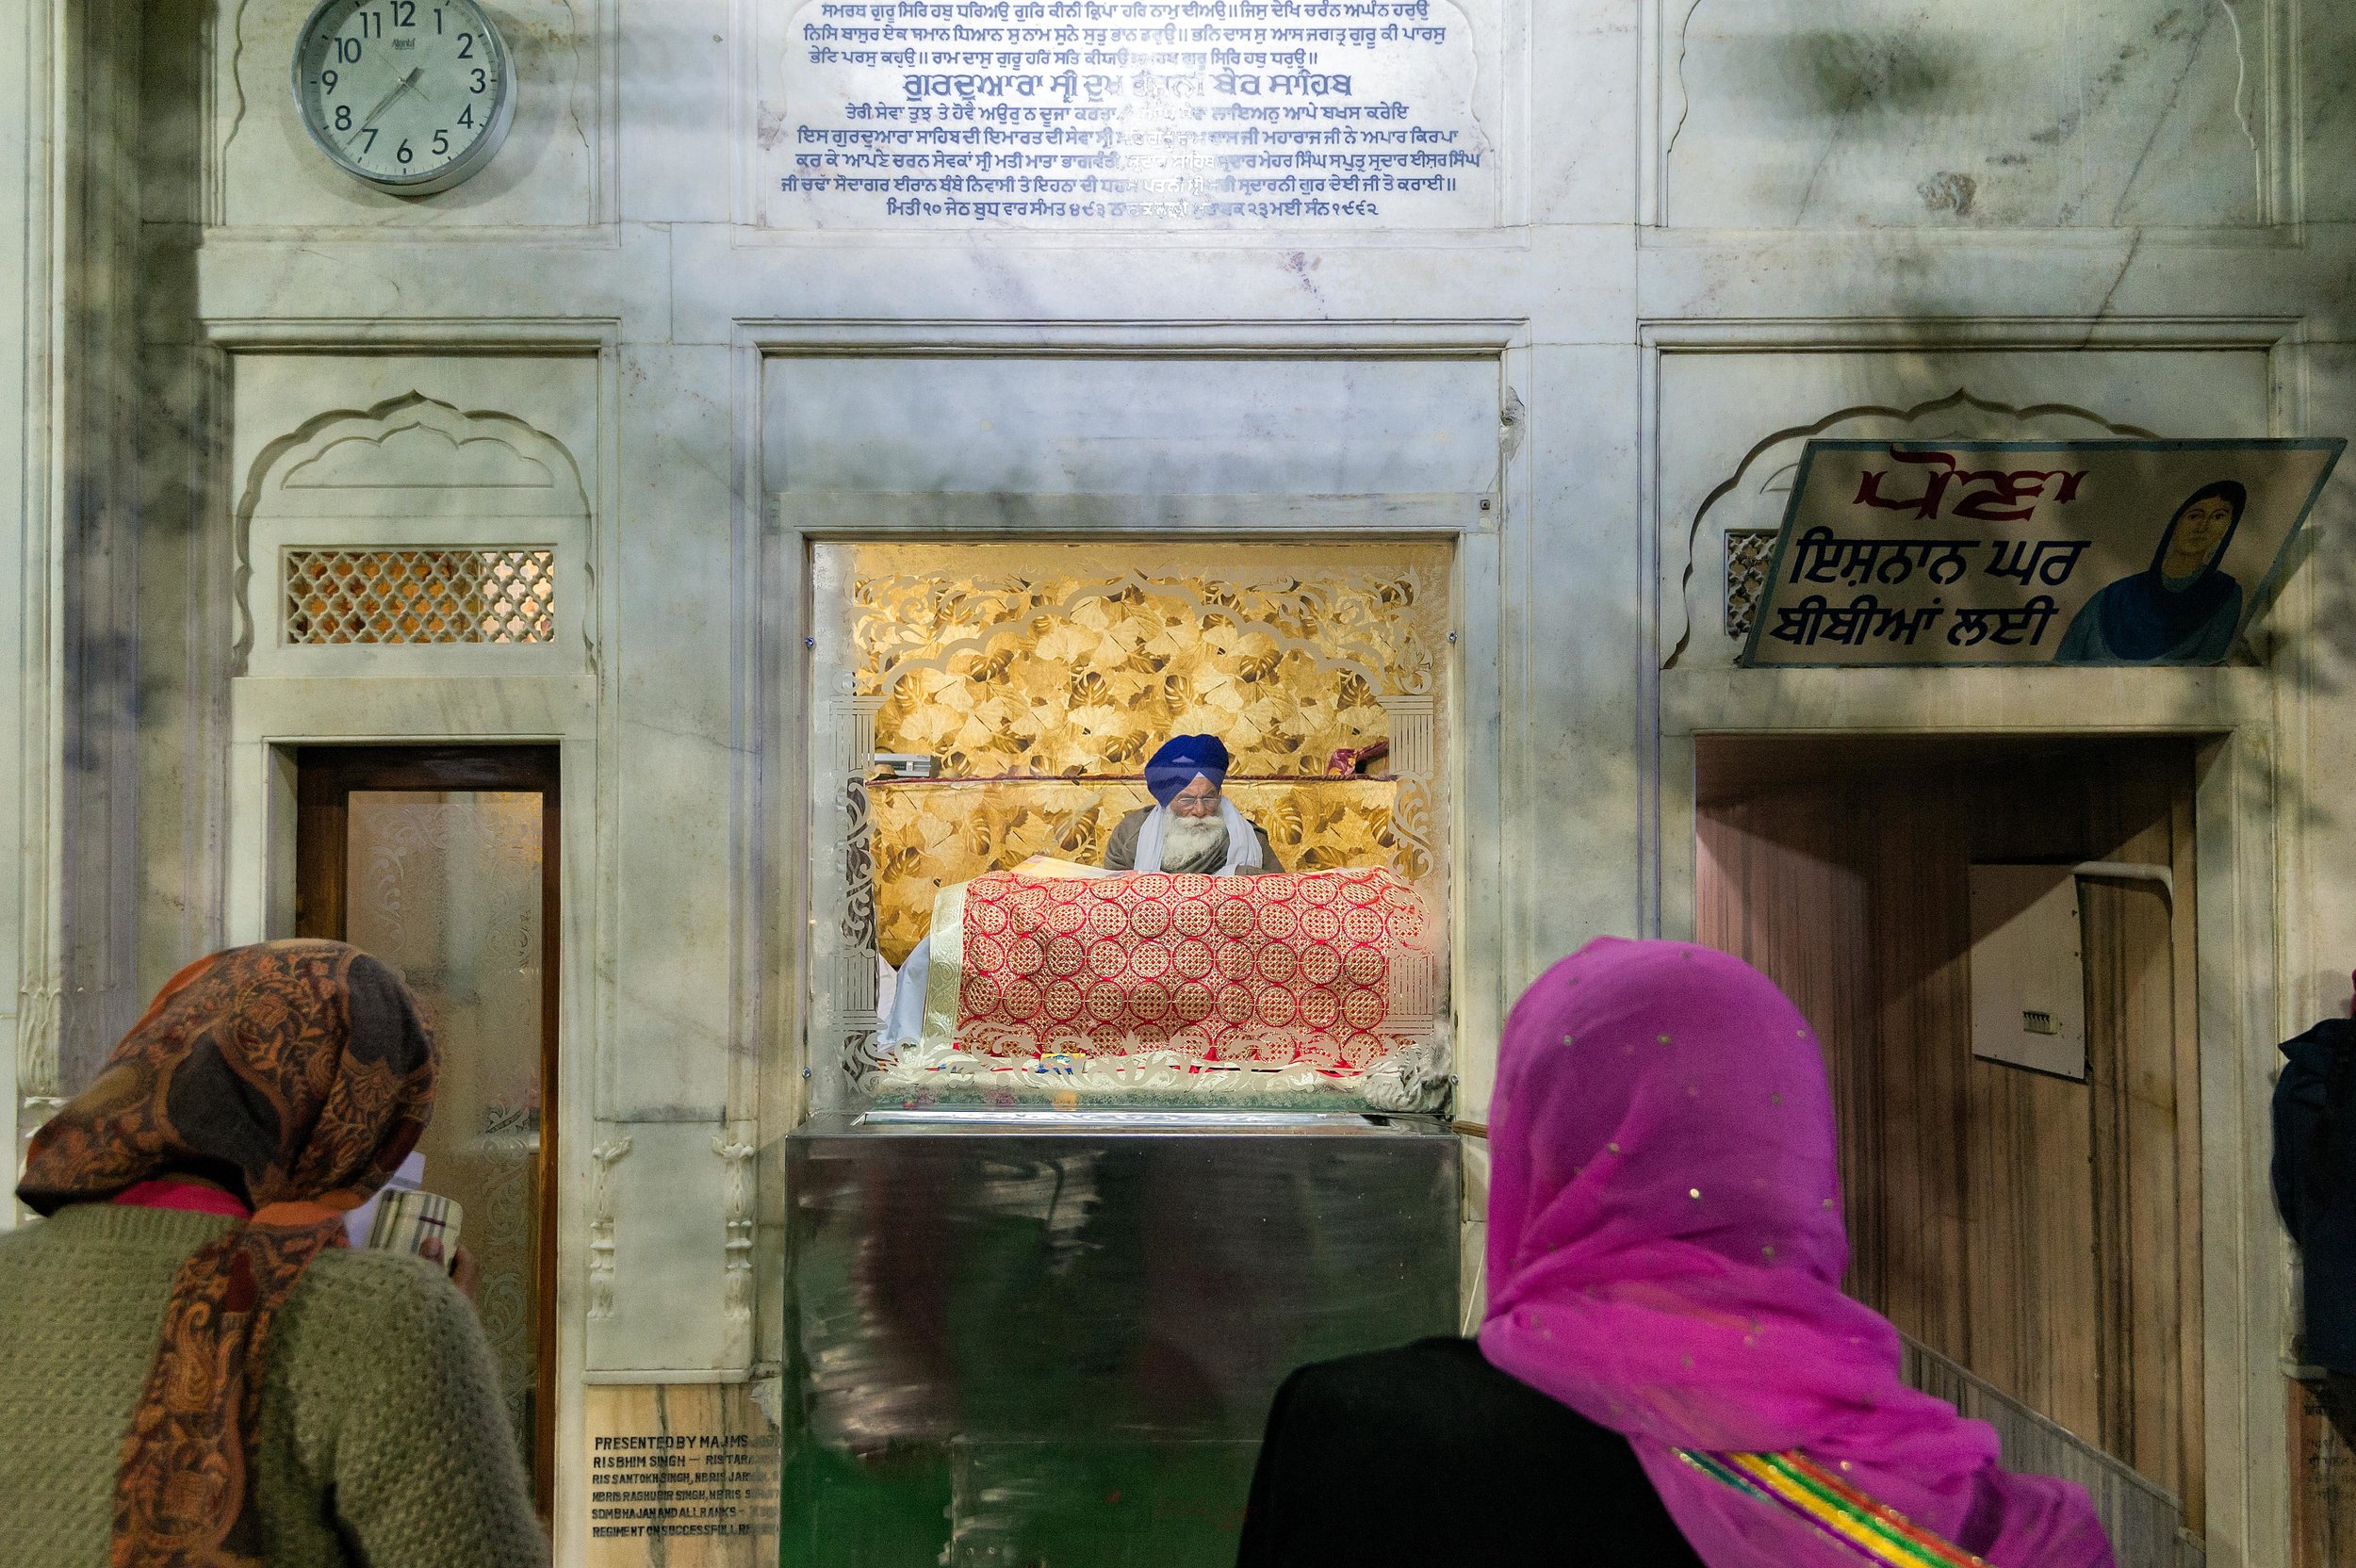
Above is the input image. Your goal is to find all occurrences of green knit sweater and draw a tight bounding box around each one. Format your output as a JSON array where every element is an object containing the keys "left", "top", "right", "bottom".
[{"left": 0, "top": 1204, "right": 547, "bottom": 1568}]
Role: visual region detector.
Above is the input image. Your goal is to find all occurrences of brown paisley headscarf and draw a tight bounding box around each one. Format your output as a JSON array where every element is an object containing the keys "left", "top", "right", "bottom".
[{"left": 16, "top": 939, "right": 437, "bottom": 1568}]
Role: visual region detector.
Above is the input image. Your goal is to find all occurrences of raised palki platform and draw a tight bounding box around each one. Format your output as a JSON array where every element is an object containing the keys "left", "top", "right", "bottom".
[{"left": 875, "top": 858, "right": 1450, "bottom": 1112}]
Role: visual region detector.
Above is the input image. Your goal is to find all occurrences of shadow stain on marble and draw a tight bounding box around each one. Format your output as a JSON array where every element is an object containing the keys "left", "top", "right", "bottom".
[{"left": 1773, "top": 30, "right": 1961, "bottom": 121}]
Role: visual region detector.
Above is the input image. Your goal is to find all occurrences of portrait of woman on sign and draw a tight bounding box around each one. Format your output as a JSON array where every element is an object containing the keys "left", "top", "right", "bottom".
[{"left": 2054, "top": 480, "right": 2248, "bottom": 665}]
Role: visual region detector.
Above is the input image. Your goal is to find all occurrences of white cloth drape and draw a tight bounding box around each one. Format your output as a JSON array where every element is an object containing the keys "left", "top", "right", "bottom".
[
  {"left": 881, "top": 939, "right": 930, "bottom": 1047},
  {"left": 1132, "top": 799, "right": 1264, "bottom": 875}
]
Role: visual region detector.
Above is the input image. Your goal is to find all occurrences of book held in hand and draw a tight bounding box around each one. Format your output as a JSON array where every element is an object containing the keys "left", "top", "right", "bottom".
[
  {"left": 345, "top": 1150, "right": 425, "bottom": 1248},
  {"left": 367, "top": 1187, "right": 464, "bottom": 1268}
]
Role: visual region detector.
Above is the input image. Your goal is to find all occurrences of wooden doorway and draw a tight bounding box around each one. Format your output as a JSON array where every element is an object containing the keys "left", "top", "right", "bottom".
[
  {"left": 1695, "top": 735, "right": 2203, "bottom": 1527},
  {"left": 295, "top": 744, "right": 561, "bottom": 1517}
]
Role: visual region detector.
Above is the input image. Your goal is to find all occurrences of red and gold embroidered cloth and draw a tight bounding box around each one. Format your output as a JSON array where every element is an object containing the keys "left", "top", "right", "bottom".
[{"left": 923, "top": 864, "right": 1429, "bottom": 1070}]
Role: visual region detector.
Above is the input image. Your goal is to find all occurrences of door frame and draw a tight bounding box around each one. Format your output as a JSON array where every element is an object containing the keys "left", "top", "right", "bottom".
[
  {"left": 1663, "top": 720, "right": 2280, "bottom": 1560},
  {"left": 292, "top": 743, "right": 564, "bottom": 1517}
]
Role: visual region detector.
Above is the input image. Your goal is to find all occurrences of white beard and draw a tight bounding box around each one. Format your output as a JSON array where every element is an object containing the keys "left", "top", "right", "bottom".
[{"left": 1160, "top": 813, "right": 1231, "bottom": 870}]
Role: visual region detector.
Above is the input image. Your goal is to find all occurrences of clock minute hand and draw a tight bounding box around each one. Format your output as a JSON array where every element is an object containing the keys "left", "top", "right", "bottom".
[{"left": 351, "top": 67, "right": 424, "bottom": 140}]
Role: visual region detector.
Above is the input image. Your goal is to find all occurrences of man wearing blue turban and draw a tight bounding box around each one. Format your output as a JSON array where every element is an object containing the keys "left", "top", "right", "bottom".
[
  {"left": 1103, "top": 734, "right": 1282, "bottom": 877},
  {"left": 877, "top": 733, "right": 1284, "bottom": 1048}
]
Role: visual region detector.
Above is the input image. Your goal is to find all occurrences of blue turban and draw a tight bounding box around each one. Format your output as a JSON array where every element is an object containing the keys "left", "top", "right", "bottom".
[{"left": 1145, "top": 734, "right": 1230, "bottom": 806}]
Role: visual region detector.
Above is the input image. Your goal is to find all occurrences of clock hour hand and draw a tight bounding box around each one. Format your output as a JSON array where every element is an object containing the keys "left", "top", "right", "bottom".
[{"left": 351, "top": 66, "right": 424, "bottom": 141}]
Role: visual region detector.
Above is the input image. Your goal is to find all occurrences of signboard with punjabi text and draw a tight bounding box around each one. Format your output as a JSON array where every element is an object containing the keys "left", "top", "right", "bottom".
[{"left": 1740, "top": 438, "right": 2344, "bottom": 667}]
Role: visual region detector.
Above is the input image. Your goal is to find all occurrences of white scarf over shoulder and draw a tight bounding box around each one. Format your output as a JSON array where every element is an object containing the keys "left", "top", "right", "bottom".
[{"left": 1132, "top": 799, "right": 1265, "bottom": 875}]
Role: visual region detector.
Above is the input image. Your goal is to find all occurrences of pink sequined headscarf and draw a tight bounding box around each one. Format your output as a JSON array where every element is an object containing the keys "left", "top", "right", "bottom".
[{"left": 1477, "top": 938, "right": 2114, "bottom": 1568}]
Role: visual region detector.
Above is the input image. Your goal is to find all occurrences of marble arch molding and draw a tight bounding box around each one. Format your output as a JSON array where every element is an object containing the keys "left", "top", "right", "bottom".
[
  {"left": 234, "top": 392, "right": 596, "bottom": 678},
  {"left": 1664, "top": 389, "right": 2166, "bottom": 671}
]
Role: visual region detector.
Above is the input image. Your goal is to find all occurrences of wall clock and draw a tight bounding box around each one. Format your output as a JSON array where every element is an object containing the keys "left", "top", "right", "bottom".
[{"left": 291, "top": 0, "right": 517, "bottom": 196}]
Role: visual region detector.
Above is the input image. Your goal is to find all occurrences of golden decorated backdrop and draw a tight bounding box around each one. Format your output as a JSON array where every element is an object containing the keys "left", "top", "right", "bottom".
[
  {"left": 866, "top": 776, "right": 1401, "bottom": 967},
  {"left": 842, "top": 542, "right": 1448, "bottom": 778}
]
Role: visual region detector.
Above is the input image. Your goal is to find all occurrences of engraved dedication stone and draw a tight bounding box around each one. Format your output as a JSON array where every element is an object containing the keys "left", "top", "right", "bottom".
[
  {"left": 585, "top": 1386, "right": 780, "bottom": 1568},
  {"left": 758, "top": 0, "right": 1497, "bottom": 228}
]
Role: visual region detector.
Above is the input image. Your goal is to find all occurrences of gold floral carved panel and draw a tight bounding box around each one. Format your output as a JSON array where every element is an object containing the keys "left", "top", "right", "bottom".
[{"left": 841, "top": 542, "right": 1449, "bottom": 780}]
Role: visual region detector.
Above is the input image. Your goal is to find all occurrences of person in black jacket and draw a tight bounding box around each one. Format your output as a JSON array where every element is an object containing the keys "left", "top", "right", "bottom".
[
  {"left": 1237, "top": 1335, "right": 1706, "bottom": 1567},
  {"left": 1238, "top": 939, "right": 2112, "bottom": 1568},
  {"left": 2274, "top": 1008, "right": 2356, "bottom": 1446}
]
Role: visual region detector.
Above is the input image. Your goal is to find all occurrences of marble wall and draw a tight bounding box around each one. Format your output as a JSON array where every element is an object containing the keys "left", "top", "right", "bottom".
[
  {"left": 0, "top": 0, "right": 2347, "bottom": 1562},
  {"left": 1667, "top": 0, "right": 2266, "bottom": 229}
]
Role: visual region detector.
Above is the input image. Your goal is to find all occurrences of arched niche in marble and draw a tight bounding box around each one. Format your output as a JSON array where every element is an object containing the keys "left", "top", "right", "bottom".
[{"left": 235, "top": 393, "right": 594, "bottom": 678}]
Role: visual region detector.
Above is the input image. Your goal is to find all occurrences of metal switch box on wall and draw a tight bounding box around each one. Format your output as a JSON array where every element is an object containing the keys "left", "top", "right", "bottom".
[{"left": 1966, "top": 864, "right": 2089, "bottom": 1081}]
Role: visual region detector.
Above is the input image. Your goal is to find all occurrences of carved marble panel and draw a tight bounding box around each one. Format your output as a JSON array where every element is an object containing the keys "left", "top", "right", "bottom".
[
  {"left": 1724, "top": 529, "right": 1775, "bottom": 639},
  {"left": 1663, "top": 0, "right": 2273, "bottom": 228},
  {"left": 237, "top": 391, "right": 594, "bottom": 678},
  {"left": 588, "top": 1121, "right": 730, "bottom": 1374},
  {"left": 761, "top": 354, "right": 1502, "bottom": 498},
  {"left": 2301, "top": 2, "right": 2356, "bottom": 221}
]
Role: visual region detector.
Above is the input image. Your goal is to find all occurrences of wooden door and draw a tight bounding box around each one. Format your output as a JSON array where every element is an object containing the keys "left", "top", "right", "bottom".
[
  {"left": 1696, "top": 736, "right": 2202, "bottom": 1524},
  {"left": 295, "top": 744, "right": 561, "bottom": 1517}
]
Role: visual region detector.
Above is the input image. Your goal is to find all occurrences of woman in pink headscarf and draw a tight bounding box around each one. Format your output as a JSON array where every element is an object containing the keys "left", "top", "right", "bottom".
[{"left": 1239, "top": 938, "right": 2114, "bottom": 1568}]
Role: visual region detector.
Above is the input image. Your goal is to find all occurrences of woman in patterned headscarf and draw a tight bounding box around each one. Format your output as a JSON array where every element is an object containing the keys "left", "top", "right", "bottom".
[{"left": 0, "top": 939, "right": 545, "bottom": 1568}]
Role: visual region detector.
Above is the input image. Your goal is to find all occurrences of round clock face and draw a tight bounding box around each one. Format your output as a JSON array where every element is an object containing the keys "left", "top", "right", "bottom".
[{"left": 291, "top": 0, "right": 516, "bottom": 195}]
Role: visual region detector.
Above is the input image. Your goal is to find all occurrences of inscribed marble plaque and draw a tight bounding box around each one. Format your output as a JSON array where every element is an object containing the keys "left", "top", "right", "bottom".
[
  {"left": 757, "top": 0, "right": 1497, "bottom": 228},
  {"left": 585, "top": 1384, "right": 781, "bottom": 1568}
]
